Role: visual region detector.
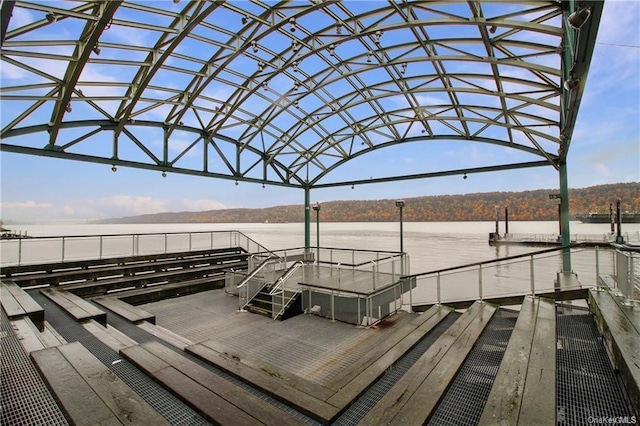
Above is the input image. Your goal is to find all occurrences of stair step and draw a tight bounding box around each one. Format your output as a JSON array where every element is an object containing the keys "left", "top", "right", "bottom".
[{"left": 246, "top": 305, "right": 272, "bottom": 317}]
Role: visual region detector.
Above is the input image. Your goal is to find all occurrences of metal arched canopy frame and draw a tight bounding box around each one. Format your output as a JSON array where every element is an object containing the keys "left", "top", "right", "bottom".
[{"left": 1, "top": 0, "right": 603, "bottom": 190}]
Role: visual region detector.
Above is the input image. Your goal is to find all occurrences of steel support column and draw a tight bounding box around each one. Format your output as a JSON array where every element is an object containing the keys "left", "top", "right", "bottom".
[
  {"left": 560, "top": 161, "right": 572, "bottom": 272},
  {"left": 304, "top": 185, "right": 311, "bottom": 251}
]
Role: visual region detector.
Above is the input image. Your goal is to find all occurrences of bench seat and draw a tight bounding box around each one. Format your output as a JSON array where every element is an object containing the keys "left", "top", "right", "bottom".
[
  {"left": 1, "top": 279, "right": 45, "bottom": 330},
  {"left": 41, "top": 288, "right": 106, "bottom": 325}
]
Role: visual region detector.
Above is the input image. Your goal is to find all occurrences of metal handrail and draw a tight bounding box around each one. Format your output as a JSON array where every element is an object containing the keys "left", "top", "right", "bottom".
[
  {"left": 271, "top": 261, "right": 304, "bottom": 320},
  {"left": 236, "top": 255, "right": 280, "bottom": 290}
]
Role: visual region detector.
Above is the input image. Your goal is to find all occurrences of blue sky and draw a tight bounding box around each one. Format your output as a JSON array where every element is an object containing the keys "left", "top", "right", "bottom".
[{"left": 1, "top": 1, "right": 638, "bottom": 222}]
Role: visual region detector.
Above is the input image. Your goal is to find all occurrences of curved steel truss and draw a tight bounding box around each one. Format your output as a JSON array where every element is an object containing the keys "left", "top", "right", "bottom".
[{"left": 0, "top": 1, "right": 603, "bottom": 189}]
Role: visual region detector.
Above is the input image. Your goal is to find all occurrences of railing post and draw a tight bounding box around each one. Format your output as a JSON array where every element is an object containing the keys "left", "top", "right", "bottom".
[
  {"left": 210, "top": 232, "right": 213, "bottom": 249},
  {"left": 372, "top": 261, "right": 376, "bottom": 290},
  {"left": 61, "top": 236, "right": 66, "bottom": 262},
  {"left": 392, "top": 260, "right": 396, "bottom": 284},
  {"left": 530, "top": 254, "right": 535, "bottom": 296},
  {"left": 595, "top": 246, "right": 600, "bottom": 289},
  {"left": 164, "top": 233, "right": 168, "bottom": 254},
  {"left": 18, "top": 238, "right": 23, "bottom": 265},
  {"left": 357, "top": 295, "right": 361, "bottom": 326},
  {"left": 331, "top": 289, "right": 335, "bottom": 322},
  {"left": 132, "top": 235, "right": 135, "bottom": 256},
  {"left": 437, "top": 272, "right": 441, "bottom": 305},
  {"left": 478, "top": 264, "right": 483, "bottom": 302},
  {"left": 99, "top": 236, "right": 103, "bottom": 259}
]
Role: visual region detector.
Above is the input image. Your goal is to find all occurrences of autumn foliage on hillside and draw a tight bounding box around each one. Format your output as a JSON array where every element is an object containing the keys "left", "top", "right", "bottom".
[{"left": 100, "top": 182, "right": 640, "bottom": 223}]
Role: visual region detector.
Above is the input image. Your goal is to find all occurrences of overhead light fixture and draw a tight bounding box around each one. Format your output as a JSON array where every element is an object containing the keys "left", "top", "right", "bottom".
[
  {"left": 162, "top": 171, "right": 167, "bottom": 178},
  {"left": 294, "top": 100, "right": 299, "bottom": 108},
  {"left": 292, "top": 40, "right": 300, "bottom": 53},
  {"left": 328, "top": 43, "right": 336, "bottom": 56},
  {"left": 401, "top": 62, "right": 407, "bottom": 74},
  {"left": 242, "top": 15, "right": 248, "bottom": 25},
  {"left": 258, "top": 61, "right": 264, "bottom": 71},
  {"left": 45, "top": 12, "right": 57, "bottom": 23},
  {"left": 112, "top": 165, "right": 117, "bottom": 172},
  {"left": 235, "top": 180, "right": 238, "bottom": 186},
  {"left": 489, "top": 25, "right": 497, "bottom": 34},
  {"left": 463, "top": 173, "right": 468, "bottom": 180},
  {"left": 374, "top": 30, "right": 383, "bottom": 44},
  {"left": 92, "top": 44, "right": 101, "bottom": 55},
  {"left": 251, "top": 40, "right": 258, "bottom": 53},
  {"left": 336, "top": 22, "right": 343, "bottom": 35},
  {"left": 293, "top": 81, "right": 300, "bottom": 90},
  {"left": 293, "top": 60, "right": 300, "bottom": 72},
  {"left": 564, "top": 77, "right": 580, "bottom": 90},
  {"left": 289, "top": 17, "right": 296, "bottom": 32},
  {"left": 173, "top": 0, "right": 180, "bottom": 3},
  {"left": 568, "top": 7, "right": 591, "bottom": 30},
  {"left": 262, "top": 80, "right": 268, "bottom": 90},
  {"left": 65, "top": 102, "right": 72, "bottom": 113},
  {"left": 367, "top": 51, "right": 372, "bottom": 63}
]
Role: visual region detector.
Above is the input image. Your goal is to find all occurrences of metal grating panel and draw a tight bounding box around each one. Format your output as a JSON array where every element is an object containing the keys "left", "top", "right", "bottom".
[
  {"left": 333, "top": 311, "right": 462, "bottom": 425},
  {"left": 557, "top": 304, "right": 632, "bottom": 425},
  {"left": 104, "top": 303, "right": 321, "bottom": 425},
  {"left": 0, "top": 308, "right": 68, "bottom": 426},
  {"left": 28, "top": 291, "right": 211, "bottom": 425},
  {"left": 427, "top": 308, "right": 518, "bottom": 425}
]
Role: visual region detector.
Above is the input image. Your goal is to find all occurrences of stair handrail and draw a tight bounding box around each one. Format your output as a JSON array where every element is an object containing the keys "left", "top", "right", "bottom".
[
  {"left": 237, "top": 255, "right": 282, "bottom": 311},
  {"left": 270, "top": 260, "right": 305, "bottom": 319}
]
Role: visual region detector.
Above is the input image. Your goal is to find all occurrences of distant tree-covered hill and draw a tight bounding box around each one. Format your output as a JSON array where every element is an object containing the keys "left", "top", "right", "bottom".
[{"left": 95, "top": 182, "right": 640, "bottom": 224}]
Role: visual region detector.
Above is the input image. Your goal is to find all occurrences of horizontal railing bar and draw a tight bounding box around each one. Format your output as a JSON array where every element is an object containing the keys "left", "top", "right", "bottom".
[{"left": 403, "top": 243, "right": 597, "bottom": 279}]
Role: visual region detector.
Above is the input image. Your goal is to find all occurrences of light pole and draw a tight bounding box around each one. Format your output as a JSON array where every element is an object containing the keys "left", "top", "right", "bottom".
[
  {"left": 312, "top": 202, "right": 320, "bottom": 258},
  {"left": 395, "top": 200, "right": 405, "bottom": 253}
]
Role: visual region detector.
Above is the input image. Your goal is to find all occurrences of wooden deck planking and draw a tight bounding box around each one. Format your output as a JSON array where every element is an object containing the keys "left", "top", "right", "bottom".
[
  {"left": 32, "top": 342, "right": 167, "bottom": 425},
  {"left": 327, "top": 305, "right": 453, "bottom": 408},
  {"left": 40, "top": 288, "right": 106, "bottom": 325},
  {"left": 121, "top": 341, "right": 303, "bottom": 426},
  {"left": 94, "top": 297, "right": 156, "bottom": 324},
  {"left": 359, "top": 301, "right": 491, "bottom": 425},
  {"left": 1, "top": 279, "right": 45, "bottom": 330},
  {"left": 589, "top": 288, "right": 640, "bottom": 416},
  {"left": 186, "top": 341, "right": 339, "bottom": 423}
]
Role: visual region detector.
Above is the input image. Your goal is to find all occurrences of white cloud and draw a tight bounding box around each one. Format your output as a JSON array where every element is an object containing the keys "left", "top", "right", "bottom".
[
  {"left": 180, "top": 199, "right": 227, "bottom": 211},
  {"left": 0, "top": 200, "right": 53, "bottom": 208},
  {"left": 96, "top": 195, "right": 168, "bottom": 216}
]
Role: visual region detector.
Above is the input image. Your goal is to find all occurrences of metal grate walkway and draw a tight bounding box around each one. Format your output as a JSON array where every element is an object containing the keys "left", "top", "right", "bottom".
[
  {"left": 333, "top": 311, "right": 462, "bottom": 425},
  {"left": 557, "top": 304, "right": 632, "bottom": 425},
  {"left": 0, "top": 309, "right": 68, "bottom": 426},
  {"left": 427, "top": 308, "right": 518, "bottom": 425}
]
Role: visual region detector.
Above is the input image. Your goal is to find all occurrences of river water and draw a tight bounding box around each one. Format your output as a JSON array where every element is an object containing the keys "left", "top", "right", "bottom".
[{"left": 6, "top": 221, "right": 637, "bottom": 301}]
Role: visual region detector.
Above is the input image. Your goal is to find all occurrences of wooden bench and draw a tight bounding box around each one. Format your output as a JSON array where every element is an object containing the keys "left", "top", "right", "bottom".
[
  {"left": 10, "top": 317, "right": 66, "bottom": 354},
  {"left": 479, "top": 296, "right": 557, "bottom": 425},
  {"left": 360, "top": 301, "right": 497, "bottom": 425},
  {"left": 1, "top": 279, "right": 45, "bottom": 330},
  {"left": 31, "top": 341, "right": 167, "bottom": 425},
  {"left": 120, "top": 341, "right": 304, "bottom": 426},
  {"left": 41, "top": 288, "right": 107, "bottom": 325},
  {"left": 62, "top": 263, "right": 232, "bottom": 298},
  {"left": 10, "top": 251, "right": 248, "bottom": 287},
  {"left": 94, "top": 297, "right": 156, "bottom": 324},
  {"left": 117, "top": 276, "right": 226, "bottom": 305},
  {"left": 589, "top": 287, "right": 640, "bottom": 416}
]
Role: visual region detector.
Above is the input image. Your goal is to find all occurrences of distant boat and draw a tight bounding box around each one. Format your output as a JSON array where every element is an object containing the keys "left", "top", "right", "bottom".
[
  {"left": 0, "top": 220, "right": 31, "bottom": 239},
  {"left": 576, "top": 212, "right": 640, "bottom": 224}
]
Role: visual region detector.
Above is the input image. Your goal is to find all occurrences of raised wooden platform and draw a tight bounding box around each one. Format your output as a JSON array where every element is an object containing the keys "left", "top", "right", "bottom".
[
  {"left": 31, "top": 341, "right": 167, "bottom": 425},
  {"left": 1, "top": 279, "right": 44, "bottom": 330},
  {"left": 589, "top": 287, "right": 640, "bottom": 416},
  {"left": 479, "top": 296, "right": 557, "bottom": 425},
  {"left": 41, "top": 288, "right": 107, "bottom": 325},
  {"left": 120, "top": 341, "right": 304, "bottom": 426}
]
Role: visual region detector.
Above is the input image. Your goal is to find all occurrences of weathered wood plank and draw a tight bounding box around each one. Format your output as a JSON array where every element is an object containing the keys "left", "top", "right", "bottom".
[
  {"left": 137, "top": 322, "right": 194, "bottom": 350},
  {"left": 327, "top": 307, "right": 443, "bottom": 392},
  {"left": 359, "top": 301, "right": 486, "bottom": 425},
  {"left": 392, "top": 303, "right": 497, "bottom": 425},
  {"left": 328, "top": 305, "right": 453, "bottom": 408},
  {"left": 83, "top": 320, "right": 138, "bottom": 352},
  {"left": 40, "top": 288, "right": 106, "bottom": 325},
  {"left": 197, "top": 338, "right": 335, "bottom": 401},
  {"left": 94, "top": 297, "right": 156, "bottom": 324},
  {"left": 478, "top": 296, "right": 538, "bottom": 425},
  {"left": 10, "top": 317, "right": 46, "bottom": 354},
  {"left": 1, "top": 280, "right": 44, "bottom": 330},
  {"left": 140, "top": 341, "right": 303, "bottom": 426},
  {"left": 186, "top": 342, "right": 339, "bottom": 424},
  {"left": 518, "top": 297, "right": 556, "bottom": 425},
  {"left": 31, "top": 346, "right": 122, "bottom": 426},
  {"left": 57, "top": 342, "right": 168, "bottom": 425},
  {"left": 589, "top": 288, "right": 640, "bottom": 416}
]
